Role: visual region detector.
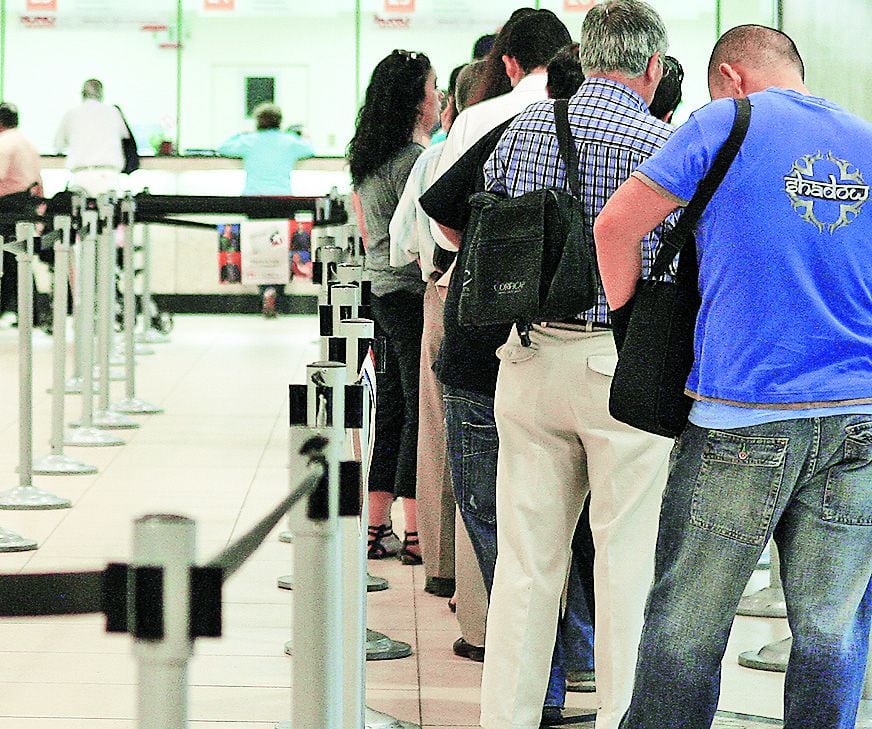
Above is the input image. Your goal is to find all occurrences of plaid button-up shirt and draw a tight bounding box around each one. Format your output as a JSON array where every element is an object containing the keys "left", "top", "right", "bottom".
[{"left": 484, "top": 77, "right": 674, "bottom": 324}]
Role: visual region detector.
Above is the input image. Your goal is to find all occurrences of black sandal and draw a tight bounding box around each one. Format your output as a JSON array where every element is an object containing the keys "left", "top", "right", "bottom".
[
  {"left": 367, "top": 523, "right": 400, "bottom": 559},
  {"left": 399, "top": 531, "right": 423, "bottom": 565}
]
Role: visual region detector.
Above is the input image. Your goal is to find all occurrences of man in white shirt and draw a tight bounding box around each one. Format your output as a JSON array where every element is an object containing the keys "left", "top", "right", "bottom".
[
  {"left": 428, "top": 10, "right": 570, "bottom": 251},
  {"left": 55, "top": 79, "right": 129, "bottom": 195}
]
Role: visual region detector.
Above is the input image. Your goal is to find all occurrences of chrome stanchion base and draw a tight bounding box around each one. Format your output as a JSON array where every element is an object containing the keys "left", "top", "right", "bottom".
[
  {"left": 284, "top": 632, "right": 412, "bottom": 661},
  {"left": 137, "top": 328, "right": 170, "bottom": 344},
  {"left": 59, "top": 377, "right": 98, "bottom": 395},
  {"left": 0, "top": 526, "right": 38, "bottom": 552},
  {"left": 276, "top": 708, "right": 419, "bottom": 729},
  {"left": 367, "top": 573, "right": 389, "bottom": 592},
  {"left": 32, "top": 453, "right": 98, "bottom": 475},
  {"left": 278, "top": 530, "right": 293, "bottom": 543},
  {"left": 0, "top": 485, "right": 72, "bottom": 510},
  {"left": 736, "top": 586, "right": 786, "bottom": 618},
  {"left": 112, "top": 397, "right": 163, "bottom": 415},
  {"left": 89, "top": 409, "right": 140, "bottom": 430},
  {"left": 135, "top": 342, "right": 155, "bottom": 355},
  {"left": 365, "top": 629, "right": 412, "bottom": 661},
  {"left": 64, "top": 426, "right": 125, "bottom": 447},
  {"left": 737, "top": 636, "right": 790, "bottom": 672},
  {"left": 277, "top": 572, "right": 388, "bottom": 593}
]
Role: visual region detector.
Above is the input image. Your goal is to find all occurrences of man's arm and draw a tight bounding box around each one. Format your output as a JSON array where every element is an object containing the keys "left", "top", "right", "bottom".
[{"left": 594, "top": 175, "right": 679, "bottom": 309}]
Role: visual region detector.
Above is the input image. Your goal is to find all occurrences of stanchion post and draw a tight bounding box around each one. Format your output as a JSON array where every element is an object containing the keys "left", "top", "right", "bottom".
[
  {"left": 33, "top": 214, "right": 97, "bottom": 475},
  {"left": 0, "top": 223, "right": 71, "bottom": 509},
  {"left": 283, "top": 361, "right": 346, "bottom": 729},
  {"left": 137, "top": 218, "right": 170, "bottom": 344},
  {"left": 91, "top": 196, "right": 137, "bottom": 430},
  {"left": 114, "top": 195, "right": 162, "bottom": 415},
  {"left": 64, "top": 208, "right": 124, "bottom": 447},
  {"left": 132, "top": 514, "right": 196, "bottom": 729}
]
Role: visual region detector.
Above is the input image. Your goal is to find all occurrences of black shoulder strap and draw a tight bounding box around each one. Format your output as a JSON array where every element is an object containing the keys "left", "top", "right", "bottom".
[
  {"left": 553, "top": 98, "right": 581, "bottom": 199},
  {"left": 650, "top": 97, "right": 751, "bottom": 278}
]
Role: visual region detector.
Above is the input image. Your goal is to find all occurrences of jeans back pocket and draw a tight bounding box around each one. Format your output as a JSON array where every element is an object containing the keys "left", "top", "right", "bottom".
[
  {"left": 691, "top": 431, "right": 789, "bottom": 546},
  {"left": 823, "top": 421, "right": 872, "bottom": 526}
]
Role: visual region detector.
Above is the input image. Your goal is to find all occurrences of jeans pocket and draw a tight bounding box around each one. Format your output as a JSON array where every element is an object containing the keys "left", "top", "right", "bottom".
[
  {"left": 459, "top": 421, "right": 498, "bottom": 525},
  {"left": 823, "top": 421, "right": 872, "bottom": 525},
  {"left": 691, "top": 430, "right": 789, "bottom": 546}
]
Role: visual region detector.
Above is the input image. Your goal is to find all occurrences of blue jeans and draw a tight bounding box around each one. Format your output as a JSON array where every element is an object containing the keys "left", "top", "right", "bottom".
[
  {"left": 443, "top": 386, "right": 595, "bottom": 708},
  {"left": 620, "top": 416, "right": 872, "bottom": 729}
]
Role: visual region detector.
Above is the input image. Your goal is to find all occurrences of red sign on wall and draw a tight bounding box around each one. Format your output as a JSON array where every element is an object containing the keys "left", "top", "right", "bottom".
[
  {"left": 384, "top": 0, "right": 415, "bottom": 12},
  {"left": 564, "top": 0, "right": 597, "bottom": 10},
  {"left": 204, "top": 0, "right": 235, "bottom": 10},
  {"left": 26, "top": 0, "right": 57, "bottom": 10}
]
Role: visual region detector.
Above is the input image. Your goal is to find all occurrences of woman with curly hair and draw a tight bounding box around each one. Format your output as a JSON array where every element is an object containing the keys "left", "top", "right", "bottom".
[{"left": 347, "top": 49, "right": 442, "bottom": 564}]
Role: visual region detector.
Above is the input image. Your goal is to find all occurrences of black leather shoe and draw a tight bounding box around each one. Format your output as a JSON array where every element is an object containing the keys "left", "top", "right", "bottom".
[
  {"left": 540, "top": 705, "right": 563, "bottom": 726},
  {"left": 424, "top": 576, "right": 456, "bottom": 597},
  {"left": 452, "top": 637, "right": 484, "bottom": 662}
]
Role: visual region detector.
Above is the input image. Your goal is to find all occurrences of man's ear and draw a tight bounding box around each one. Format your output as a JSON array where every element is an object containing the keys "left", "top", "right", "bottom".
[
  {"left": 645, "top": 51, "right": 662, "bottom": 84},
  {"left": 502, "top": 54, "right": 523, "bottom": 84},
  {"left": 714, "top": 62, "right": 744, "bottom": 99}
]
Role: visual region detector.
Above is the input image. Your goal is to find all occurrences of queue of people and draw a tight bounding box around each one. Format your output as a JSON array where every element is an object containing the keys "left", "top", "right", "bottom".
[{"left": 350, "top": 1, "right": 872, "bottom": 728}]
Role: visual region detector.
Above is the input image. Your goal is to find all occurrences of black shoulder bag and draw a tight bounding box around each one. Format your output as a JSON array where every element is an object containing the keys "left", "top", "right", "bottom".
[
  {"left": 457, "top": 99, "right": 598, "bottom": 342},
  {"left": 116, "top": 106, "right": 140, "bottom": 174},
  {"left": 609, "top": 97, "right": 751, "bottom": 438}
]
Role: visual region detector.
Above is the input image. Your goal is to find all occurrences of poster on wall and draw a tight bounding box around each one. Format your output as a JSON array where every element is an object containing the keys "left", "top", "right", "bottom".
[
  {"left": 218, "top": 223, "right": 242, "bottom": 284},
  {"left": 216, "top": 223, "right": 242, "bottom": 283},
  {"left": 239, "top": 220, "right": 291, "bottom": 286},
  {"left": 289, "top": 213, "right": 314, "bottom": 280}
]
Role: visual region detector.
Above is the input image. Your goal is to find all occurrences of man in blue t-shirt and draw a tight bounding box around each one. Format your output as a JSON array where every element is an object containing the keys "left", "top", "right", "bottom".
[{"left": 595, "top": 25, "right": 872, "bottom": 729}]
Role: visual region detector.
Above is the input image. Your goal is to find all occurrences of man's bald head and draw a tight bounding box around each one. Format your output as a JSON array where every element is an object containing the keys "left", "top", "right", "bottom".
[{"left": 708, "top": 25, "right": 805, "bottom": 98}]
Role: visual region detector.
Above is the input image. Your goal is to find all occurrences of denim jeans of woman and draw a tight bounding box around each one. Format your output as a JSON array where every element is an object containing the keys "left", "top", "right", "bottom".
[{"left": 620, "top": 415, "right": 872, "bottom": 729}]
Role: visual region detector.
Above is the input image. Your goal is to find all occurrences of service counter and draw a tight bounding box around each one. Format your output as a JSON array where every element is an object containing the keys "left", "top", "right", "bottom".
[{"left": 39, "top": 155, "right": 352, "bottom": 310}]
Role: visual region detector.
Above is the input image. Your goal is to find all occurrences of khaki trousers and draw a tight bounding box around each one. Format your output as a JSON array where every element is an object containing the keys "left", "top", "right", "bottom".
[
  {"left": 479, "top": 326, "right": 672, "bottom": 729},
  {"left": 455, "top": 508, "right": 488, "bottom": 646},
  {"left": 416, "top": 279, "right": 455, "bottom": 580}
]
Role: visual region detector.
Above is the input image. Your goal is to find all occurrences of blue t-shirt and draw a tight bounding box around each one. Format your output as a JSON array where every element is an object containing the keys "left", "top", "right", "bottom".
[
  {"left": 636, "top": 88, "right": 872, "bottom": 421},
  {"left": 217, "top": 129, "right": 315, "bottom": 195}
]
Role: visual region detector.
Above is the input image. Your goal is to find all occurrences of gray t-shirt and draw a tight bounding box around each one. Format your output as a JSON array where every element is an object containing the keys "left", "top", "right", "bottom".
[{"left": 357, "top": 143, "right": 427, "bottom": 297}]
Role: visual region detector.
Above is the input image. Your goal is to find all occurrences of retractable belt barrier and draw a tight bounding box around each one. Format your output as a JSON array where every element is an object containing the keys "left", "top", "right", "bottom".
[{"left": 0, "top": 439, "right": 329, "bottom": 729}]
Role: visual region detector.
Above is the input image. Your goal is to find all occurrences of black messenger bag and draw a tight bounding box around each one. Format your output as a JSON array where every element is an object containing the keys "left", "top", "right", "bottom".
[
  {"left": 457, "top": 98, "right": 598, "bottom": 339},
  {"left": 609, "top": 97, "right": 751, "bottom": 438}
]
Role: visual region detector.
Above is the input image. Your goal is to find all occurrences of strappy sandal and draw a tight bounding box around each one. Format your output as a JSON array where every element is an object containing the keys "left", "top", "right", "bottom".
[
  {"left": 367, "top": 523, "right": 400, "bottom": 559},
  {"left": 399, "top": 531, "right": 423, "bottom": 565}
]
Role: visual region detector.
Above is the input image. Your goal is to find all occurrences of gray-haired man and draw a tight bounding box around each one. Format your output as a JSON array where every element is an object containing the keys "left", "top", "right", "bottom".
[{"left": 477, "top": 2, "right": 675, "bottom": 728}]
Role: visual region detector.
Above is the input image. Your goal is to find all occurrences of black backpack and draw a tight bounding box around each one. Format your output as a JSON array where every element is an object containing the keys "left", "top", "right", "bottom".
[{"left": 457, "top": 98, "right": 598, "bottom": 343}]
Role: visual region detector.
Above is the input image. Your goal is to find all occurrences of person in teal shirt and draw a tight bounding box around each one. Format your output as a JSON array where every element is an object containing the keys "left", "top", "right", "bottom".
[
  {"left": 218, "top": 103, "right": 315, "bottom": 315},
  {"left": 218, "top": 102, "right": 315, "bottom": 196}
]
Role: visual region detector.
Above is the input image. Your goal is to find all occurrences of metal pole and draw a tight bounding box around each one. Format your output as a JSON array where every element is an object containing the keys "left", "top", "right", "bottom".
[
  {"left": 65, "top": 196, "right": 89, "bottom": 393},
  {"left": 337, "top": 318, "right": 372, "bottom": 729},
  {"left": 64, "top": 211, "right": 124, "bottom": 447},
  {"left": 0, "top": 224, "right": 71, "bottom": 509},
  {"left": 137, "top": 222, "right": 170, "bottom": 344},
  {"left": 113, "top": 195, "right": 162, "bottom": 415},
  {"left": 282, "top": 361, "right": 346, "bottom": 729},
  {"left": 92, "top": 197, "right": 137, "bottom": 430},
  {"left": 32, "top": 215, "right": 97, "bottom": 475},
  {"left": 132, "top": 514, "right": 196, "bottom": 729}
]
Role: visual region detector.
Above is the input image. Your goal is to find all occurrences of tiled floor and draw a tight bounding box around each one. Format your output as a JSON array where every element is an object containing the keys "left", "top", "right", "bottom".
[{"left": 0, "top": 315, "right": 790, "bottom": 727}]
